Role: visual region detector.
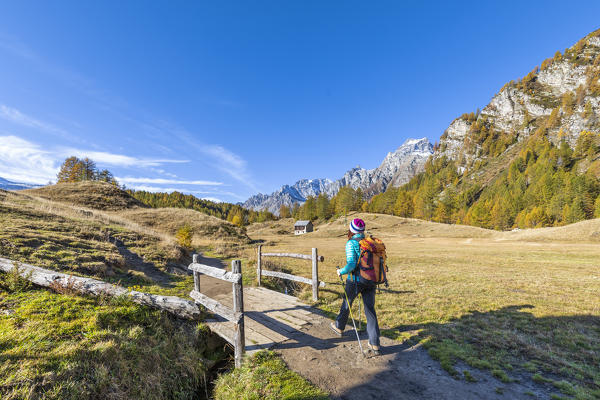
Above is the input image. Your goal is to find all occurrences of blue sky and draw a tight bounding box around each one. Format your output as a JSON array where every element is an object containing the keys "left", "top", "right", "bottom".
[{"left": 0, "top": 1, "right": 599, "bottom": 203}]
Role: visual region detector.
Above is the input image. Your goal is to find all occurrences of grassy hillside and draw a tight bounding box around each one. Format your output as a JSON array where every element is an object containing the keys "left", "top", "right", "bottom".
[
  {"left": 117, "top": 207, "right": 251, "bottom": 246},
  {"left": 0, "top": 189, "right": 185, "bottom": 284},
  {"left": 0, "top": 188, "right": 321, "bottom": 399},
  {"left": 244, "top": 212, "right": 600, "bottom": 398},
  {"left": 23, "top": 181, "right": 146, "bottom": 211},
  {"left": 128, "top": 189, "right": 278, "bottom": 226},
  {"left": 0, "top": 280, "right": 223, "bottom": 400}
]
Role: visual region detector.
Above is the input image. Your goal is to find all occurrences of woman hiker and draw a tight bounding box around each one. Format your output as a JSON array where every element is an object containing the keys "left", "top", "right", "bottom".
[{"left": 330, "top": 218, "right": 381, "bottom": 354}]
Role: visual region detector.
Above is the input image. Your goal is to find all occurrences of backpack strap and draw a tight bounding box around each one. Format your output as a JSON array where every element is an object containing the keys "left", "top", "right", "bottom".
[{"left": 347, "top": 238, "right": 361, "bottom": 278}]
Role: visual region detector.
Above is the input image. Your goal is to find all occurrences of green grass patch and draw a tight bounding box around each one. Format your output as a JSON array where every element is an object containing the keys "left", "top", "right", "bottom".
[
  {"left": 463, "top": 370, "right": 477, "bottom": 382},
  {"left": 491, "top": 369, "right": 511, "bottom": 383},
  {"left": 213, "top": 351, "right": 329, "bottom": 400},
  {"left": 0, "top": 284, "right": 221, "bottom": 399},
  {"left": 552, "top": 380, "right": 577, "bottom": 396}
]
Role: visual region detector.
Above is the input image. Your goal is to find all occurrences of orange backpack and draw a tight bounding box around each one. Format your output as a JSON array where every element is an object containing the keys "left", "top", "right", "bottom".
[{"left": 351, "top": 236, "right": 388, "bottom": 286}]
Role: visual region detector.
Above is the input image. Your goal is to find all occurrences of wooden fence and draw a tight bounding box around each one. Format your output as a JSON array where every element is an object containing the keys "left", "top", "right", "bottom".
[
  {"left": 256, "top": 245, "right": 325, "bottom": 301},
  {"left": 189, "top": 255, "right": 245, "bottom": 368}
]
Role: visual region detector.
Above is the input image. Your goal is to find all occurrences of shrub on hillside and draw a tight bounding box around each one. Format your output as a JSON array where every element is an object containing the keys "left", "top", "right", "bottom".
[{"left": 175, "top": 224, "right": 193, "bottom": 249}]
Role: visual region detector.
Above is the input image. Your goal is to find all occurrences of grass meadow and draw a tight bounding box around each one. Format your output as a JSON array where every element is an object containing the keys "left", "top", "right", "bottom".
[{"left": 243, "top": 213, "right": 600, "bottom": 399}]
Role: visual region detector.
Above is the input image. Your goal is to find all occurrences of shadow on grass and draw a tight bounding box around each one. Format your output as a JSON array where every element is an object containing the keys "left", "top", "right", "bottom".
[
  {"left": 110, "top": 236, "right": 177, "bottom": 288},
  {"left": 340, "top": 304, "right": 600, "bottom": 399}
]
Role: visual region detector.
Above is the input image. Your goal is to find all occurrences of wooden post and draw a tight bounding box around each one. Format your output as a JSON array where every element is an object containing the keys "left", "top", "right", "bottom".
[
  {"left": 232, "top": 259, "right": 245, "bottom": 368},
  {"left": 192, "top": 254, "right": 201, "bottom": 293},
  {"left": 257, "top": 245, "right": 262, "bottom": 286},
  {"left": 312, "top": 248, "right": 318, "bottom": 301}
]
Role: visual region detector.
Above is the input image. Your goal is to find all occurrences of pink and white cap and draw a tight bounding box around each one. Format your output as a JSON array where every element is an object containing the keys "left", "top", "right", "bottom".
[{"left": 349, "top": 218, "right": 365, "bottom": 234}]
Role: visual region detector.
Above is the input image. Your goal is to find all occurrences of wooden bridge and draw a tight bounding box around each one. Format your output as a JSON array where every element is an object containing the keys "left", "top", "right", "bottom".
[{"left": 188, "top": 247, "right": 326, "bottom": 367}]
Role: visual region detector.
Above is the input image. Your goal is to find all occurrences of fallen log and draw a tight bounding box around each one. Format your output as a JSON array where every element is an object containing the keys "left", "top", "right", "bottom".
[{"left": 0, "top": 257, "right": 201, "bottom": 320}]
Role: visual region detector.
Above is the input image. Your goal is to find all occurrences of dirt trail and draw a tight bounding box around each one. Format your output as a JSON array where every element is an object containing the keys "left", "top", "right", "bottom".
[
  {"left": 111, "top": 236, "right": 174, "bottom": 284},
  {"left": 274, "top": 316, "right": 550, "bottom": 400}
]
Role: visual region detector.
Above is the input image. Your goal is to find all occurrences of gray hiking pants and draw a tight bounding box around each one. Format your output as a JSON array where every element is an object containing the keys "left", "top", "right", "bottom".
[{"left": 335, "top": 280, "right": 380, "bottom": 347}]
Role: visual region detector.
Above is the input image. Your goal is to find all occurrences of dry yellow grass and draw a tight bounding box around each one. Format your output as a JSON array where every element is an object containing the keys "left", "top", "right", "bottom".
[
  {"left": 243, "top": 212, "right": 600, "bottom": 398},
  {"left": 0, "top": 189, "right": 251, "bottom": 294},
  {"left": 22, "top": 181, "right": 146, "bottom": 210},
  {"left": 117, "top": 207, "right": 251, "bottom": 246}
]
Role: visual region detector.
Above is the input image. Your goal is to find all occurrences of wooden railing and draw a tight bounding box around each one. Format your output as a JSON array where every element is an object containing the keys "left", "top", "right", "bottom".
[
  {"left": 189, "top": 255, "right": 245, "bottom": 368},
  {"left": 256, "top": 245, "right": 325, "bottom": 301}
]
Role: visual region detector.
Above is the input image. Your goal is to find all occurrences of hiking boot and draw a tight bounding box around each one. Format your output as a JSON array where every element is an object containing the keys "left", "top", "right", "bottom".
[
  {"left": 329, "top": 322, "right": 343, "bottom": 337},
  {"left": 368, "top": 342, "right": 381, "bottom": 355}
]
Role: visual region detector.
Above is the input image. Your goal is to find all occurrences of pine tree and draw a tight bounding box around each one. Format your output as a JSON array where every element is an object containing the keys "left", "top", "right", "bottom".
[
  {"left": 231, "top": 215, "right": 243, "bottom": 227},
  {"left": 594, "top": 195, "right": 600, "bottom": 218},
  {"left": 57, "top": 156, "right": 84, "bottom": 183},
  {"left": 80, "top": 157, "right": 97, "bottom": 180},
  {"left": 316, "top": 194, "right": 332, "bottom": 220},
  {"left": 393, "top": 191, "right": 413, "bottom": 217},
  {"left": 301, "top": 196, "right": 317, "bottom": 220},
  {"left": 279, "top": 204, "right": 291, "bottom": 218}
]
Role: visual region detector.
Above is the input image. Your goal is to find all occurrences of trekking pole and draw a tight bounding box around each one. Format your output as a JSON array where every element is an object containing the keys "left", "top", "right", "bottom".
[{"left": 337, "top": 267, "right": 364, "bottom": 356}]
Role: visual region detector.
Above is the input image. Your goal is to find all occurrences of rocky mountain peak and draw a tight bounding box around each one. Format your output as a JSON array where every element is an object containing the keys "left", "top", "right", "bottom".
[{"left": 243, "top": 138, "right": 434, "bottom": 214}]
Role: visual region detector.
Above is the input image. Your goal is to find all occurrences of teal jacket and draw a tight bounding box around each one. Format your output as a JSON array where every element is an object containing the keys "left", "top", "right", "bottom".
[{"left": 339, "top": 233, "right": 364, "bottom": 282}]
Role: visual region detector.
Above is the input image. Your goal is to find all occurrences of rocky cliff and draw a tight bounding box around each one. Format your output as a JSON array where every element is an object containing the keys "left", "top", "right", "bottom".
[
  {"left": 437, "top": 31, "right": 600, "bottom": 170},
  {"left": 388, "top": 28, "right": 600, "bottom": 229}
]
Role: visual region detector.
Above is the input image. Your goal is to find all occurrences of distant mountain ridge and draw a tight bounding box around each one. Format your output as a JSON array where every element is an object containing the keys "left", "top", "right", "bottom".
[
  {"left": 0, "top": 177, "right": 42, "bottom": 191},
  {"left": 244, "top": 138, "right": 433, "bottom": 214}
]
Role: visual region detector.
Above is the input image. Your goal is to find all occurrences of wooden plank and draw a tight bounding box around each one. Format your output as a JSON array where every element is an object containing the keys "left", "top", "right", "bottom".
[
  {"left": 244, "top": 293, "right": 304, "bottom": 311},
  {"left": 248, "top": 311, "right": 297, "bottom": 334},
  {"left": 189, "top": 290, "right": 241, "bottom": 323},
  {"left": 243, "top": 316, "right": 289, "bottom": 342},
  {"left": 205, "top": 315, "right": 291, "bottom": 348},
  {"left": 274, "top": 308, "right": 315, "bottom": 322},
  {"left": 245, "top": 287, "right": 309, "bottom": 306},
  {"left": 0, "top": 257, "right": 201, "bottom": 319},
  {"left": 242, "top": 293, "right": 313, "bottom": 316},
  {"left": 261, "top": 269, "right": 311, "bottom": 284},
  {"left": 231, "top": 260, "right": 245, "bottom": 369},
  {"left": 252, "top": 286, "right": 310, "bottom": 303},
  {"left": 267, "top": 310, "right": 309, "bottom": 327},
  {"left": 243, "top": 327, "right": 275, "bottom": 348},
  {"left": 188, "top": 263, "right": 241, "bottom": 284},
  {"left": 312, "top": 248, "right": 318, "bottom": 301},
  {"left": 243, "top": 289, "right": 301, "bottom": 305},
  {"left": 204, "top": 319, "right": 234, "bottom": 344},
  {"left": 262, "top": 252, "right": 311, "bottom": 260},
  {"left": 256, "top": 245, "right": 262, "bottom": 286},
  {"left": 261, "top": 269, "right": 326, "bottom": 288}
]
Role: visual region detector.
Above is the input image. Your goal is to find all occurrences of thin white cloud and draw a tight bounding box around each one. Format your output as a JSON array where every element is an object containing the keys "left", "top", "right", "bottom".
[
  {"left": 0, "top": 34, "right": 36, "bottom": 60},
  {"left": 117, "top": 177, "right": 223, "bottom": 186},
  {"left": 199, "top": 144, "right": 259, "bottom": 191},
  {"left": 62, "top": 149, "right": 189, "bottom": 168},
  {"left": 0, "top": 135, "right": 189, "bottom": 185},
  {"left": 0, "top": 104, "right": 78, "bottom": 142},
  {"left": 202, "top": 197, "right": 222, "bottom": 203},
  {"left": 0, "top": 135, "right": 58, "bottom": 184}
]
